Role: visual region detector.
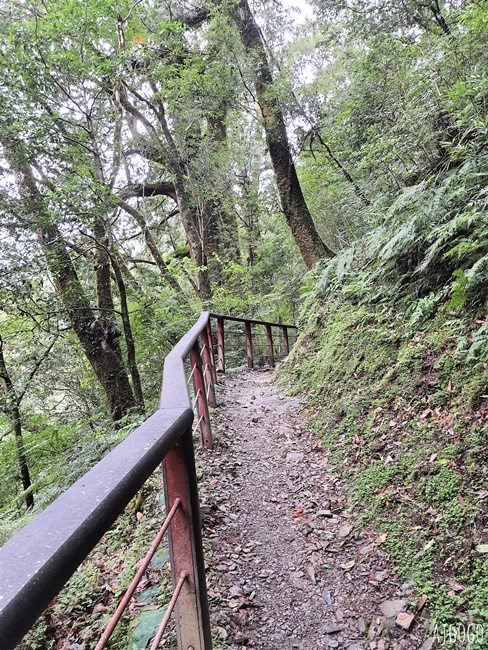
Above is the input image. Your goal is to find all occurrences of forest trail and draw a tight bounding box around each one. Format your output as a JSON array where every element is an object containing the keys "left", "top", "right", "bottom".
[{"left": 198, "top": 370, "right": 427, "bottom": 650}]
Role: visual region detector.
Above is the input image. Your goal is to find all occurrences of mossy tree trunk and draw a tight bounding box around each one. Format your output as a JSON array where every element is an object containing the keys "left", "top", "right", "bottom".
[
  {"left": 0, "top": 336, "right": 34, "bottom": 510},
  {"left": 5, "top": 149, "right": 136, "bottom": 421},
  {"left": 234, "top": 0, "right": 335, "bottom": 268}
]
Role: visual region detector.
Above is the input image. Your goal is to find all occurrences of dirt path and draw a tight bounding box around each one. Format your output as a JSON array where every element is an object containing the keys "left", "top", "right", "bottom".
[{"left": 197, "top": 370, "right": 428, "bottom": 650}]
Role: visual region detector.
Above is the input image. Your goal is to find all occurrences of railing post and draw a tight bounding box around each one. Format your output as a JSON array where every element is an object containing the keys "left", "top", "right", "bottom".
[
  {"left": 163, "top": 428, "right": 212, "bottom": 650},
  {"left": 282, "top": 326, "right": 289, "bottom": 356},
  {"left": 205, "top": 320, "right": 218, "bottom": 385},
  {"left": 190, "top": 342, "right": 213, "bottom": 449},
  {"left": 217, "top": 316, "right": 225, "bottom": 373},
  {"left": 244, "top": 320, "right": 253, "bottom": 369},
  {"left": 265, "top": 324, "right": 275, "bottom": 368},
  {"left": 200, "top": 329, "right": 216, "bottom": 408}
]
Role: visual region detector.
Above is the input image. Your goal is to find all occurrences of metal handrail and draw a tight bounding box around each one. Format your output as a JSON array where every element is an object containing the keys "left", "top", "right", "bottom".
[{"left": 0, "top": 311, "right": 296, "bottom": 649}]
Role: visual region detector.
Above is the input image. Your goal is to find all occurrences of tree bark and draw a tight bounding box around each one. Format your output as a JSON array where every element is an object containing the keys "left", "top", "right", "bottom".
[
  {"left": 0, "top": 336, "right": 34, "bottom": 509},
  {"left": 234, "top": 0, "right": 334, "bottom": 267},
  {"left": 4, "top": 149, "right": 136, "bottom": 421},
  {"left": 111, "top": 253, "right": 145, "bottom": 412}
]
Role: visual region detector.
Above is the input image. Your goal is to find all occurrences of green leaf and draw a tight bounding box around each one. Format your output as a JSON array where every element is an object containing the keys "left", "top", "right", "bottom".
[{"left": 476, "top": 544, "right": 488, "bottom": 553}]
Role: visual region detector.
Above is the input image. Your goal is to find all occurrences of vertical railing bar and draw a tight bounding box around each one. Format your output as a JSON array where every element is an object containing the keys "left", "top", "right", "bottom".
[
  {"left": 244, "top": 320, "right": 253, "bottom": 369},
  {"left": 265, "top": 323, "right": 275, "bottom": 368},
  {"left": 217, "top": 316, "right": 225, "bottom": 373},
  {"left": 163, "top": 427, "right": 212, "bottom": 650}
]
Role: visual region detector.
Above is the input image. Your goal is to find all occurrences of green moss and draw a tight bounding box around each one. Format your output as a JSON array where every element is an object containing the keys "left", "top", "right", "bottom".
[{"left": 282, "top": 294, "right": 488, "bottom": 639}]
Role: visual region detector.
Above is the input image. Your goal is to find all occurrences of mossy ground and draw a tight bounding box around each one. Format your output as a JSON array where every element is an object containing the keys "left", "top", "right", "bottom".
[{"left": 282, "top": 297, "right": 488, "bottom": 648}]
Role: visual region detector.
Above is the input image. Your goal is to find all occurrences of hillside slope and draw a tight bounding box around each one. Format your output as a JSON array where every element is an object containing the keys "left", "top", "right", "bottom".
[{"left": 282, "top": 170, "right": 488, "bottom": 647}]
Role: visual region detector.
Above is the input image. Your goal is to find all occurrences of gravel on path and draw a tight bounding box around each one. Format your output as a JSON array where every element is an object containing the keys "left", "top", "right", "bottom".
[{"left": 196, "top": 369, "right": 428, "bottom": 650}]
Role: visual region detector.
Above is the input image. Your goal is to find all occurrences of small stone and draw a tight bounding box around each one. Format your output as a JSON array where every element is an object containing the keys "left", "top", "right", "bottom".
[
  {"left": 317, "top": 509, "right": 333, "bottom": 518},
  {"left": 323, "top": 625, "right": 344, "bottom": 634},
  {"left": 348, "top": 646, "right": 365, "bottom": 650},
  {"left": 357, "top": 617, "right": 367, "bottom": 633},
  {"left": 338, "top": 524, "right": 353, "bottom": 538},
  {"left": 380, "top": 599, "right": 407, "bottom": 618},
  {"left": 396, "top": 611, "right": 414, "bottom": 630},
  {"left": 322, "top": 590, "right": 333, "bottom": 605},
  {"left": 286, "top": 452, "right": 304, "bottom": 462},
  {"left": 420, "top": 638, "right": 435, "bottom": 650}
]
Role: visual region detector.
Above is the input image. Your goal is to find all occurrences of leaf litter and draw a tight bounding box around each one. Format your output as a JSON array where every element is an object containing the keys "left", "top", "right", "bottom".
[{"left": 196, "top": 370, "right": 426, "bottom": 649}]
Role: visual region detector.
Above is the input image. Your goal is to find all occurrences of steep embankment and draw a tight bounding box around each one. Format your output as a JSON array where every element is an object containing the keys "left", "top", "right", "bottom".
[
  {"left": 282, "top": 162, "right": 488, "bottom": 646},
  {"left": 282, "top": 293, "right": 488, "bottom": 645}
]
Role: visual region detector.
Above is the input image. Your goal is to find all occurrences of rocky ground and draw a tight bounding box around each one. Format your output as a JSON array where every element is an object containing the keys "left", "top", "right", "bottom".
[{"left": 196, "top": 369, "right": 432, "bottom": 650}]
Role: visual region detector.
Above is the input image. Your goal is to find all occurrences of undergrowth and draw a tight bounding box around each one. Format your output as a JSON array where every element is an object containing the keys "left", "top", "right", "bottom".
[
  {"left": 18, "top": 473, "right": 176, "bottom": 650},
  {"left": 282, "top": 159, "right": 488, "bottom": 647}
]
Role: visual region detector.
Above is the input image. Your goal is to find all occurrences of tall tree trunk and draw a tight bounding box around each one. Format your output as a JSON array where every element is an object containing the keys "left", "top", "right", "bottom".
[
  {"left": 234, "top": 0, "right": 335, "bottom": 267},
  {"left": 205, "top": 109, "right": 241, "bottom": 278},
  {"left": 110, "top": 252, "right": 145, "bottom": 412},
  {"left": 0, "top": 336, "right": 33, "bottom": 510},
  {"left": 4, "top": 149, "right": 136, "bottom": 421}
]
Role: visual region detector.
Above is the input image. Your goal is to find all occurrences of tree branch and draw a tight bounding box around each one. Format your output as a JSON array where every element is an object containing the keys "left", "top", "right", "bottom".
[{"left": 119, "top": 180, "right": 177, "bottom": 202}]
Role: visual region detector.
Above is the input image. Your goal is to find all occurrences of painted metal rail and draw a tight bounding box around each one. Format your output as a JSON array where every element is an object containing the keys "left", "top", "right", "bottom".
[{"left": 0, "top": 311, "right": 296, "bottom": 650}]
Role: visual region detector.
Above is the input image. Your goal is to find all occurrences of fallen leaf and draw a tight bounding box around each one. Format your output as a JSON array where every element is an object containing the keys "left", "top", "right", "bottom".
[
  {"left": 229, "top": 586, "right": 244, "bottom": 598},
  {"left": 338, "top": 524, "right": 353, "bottom": 538},
  {"left": 375, "top": 533, "right": 387, "bottom": 544},
  {"left": 340, "top": 560, "right": 355, "bottom": 570},
  {"left": 417, "top": 594, "right": 427, "bottom": 611},
  {"left": 449, "top": 580, "right": 465, "bottom": 592},
  {"left": 93, "top": 603, "right": 109, "bottom": 613},
  {"left": 216, "top": 626, "right": 228, "bottom": 640},
  {"left": 457, "top": 495, "right": 465, "bottom": 506}
]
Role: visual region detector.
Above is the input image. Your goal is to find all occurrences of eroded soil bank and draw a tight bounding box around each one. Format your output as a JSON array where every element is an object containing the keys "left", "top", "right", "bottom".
[{"left": 197, "top": 370, "right": 429, "bottom": 650}]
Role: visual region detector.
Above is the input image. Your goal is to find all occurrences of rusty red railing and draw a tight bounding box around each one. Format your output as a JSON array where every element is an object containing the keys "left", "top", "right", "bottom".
[{"left": 0, "top": 311, "right": 296, "bottom": 650}]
